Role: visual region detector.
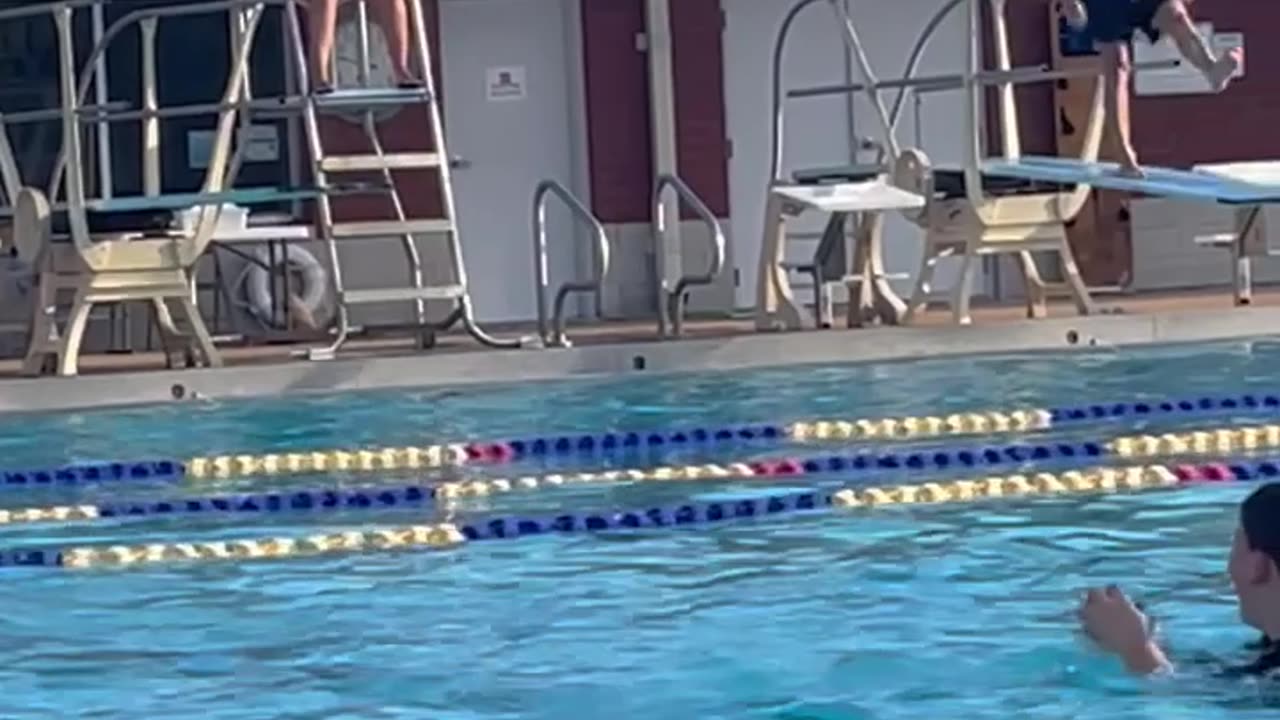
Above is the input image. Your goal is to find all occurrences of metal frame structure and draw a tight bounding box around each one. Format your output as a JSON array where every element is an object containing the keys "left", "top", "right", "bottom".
[
  {"left": 0, "top": 0, "right": 532, "bottom": 376},
  {"left": 754, "top": 0, "right": 1187, "bottom": 330}
]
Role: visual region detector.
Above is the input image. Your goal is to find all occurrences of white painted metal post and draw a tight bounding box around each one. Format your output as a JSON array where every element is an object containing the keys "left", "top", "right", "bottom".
[
  {"left": 644, "top": 0, "right": 681, "bottom": 307},
  {"left": 141, "top": 17, "right": 161, "bottom": 196},
  {"left": 92, "top": 2, "right": 113, "bottom": 198},
  {"left": 988, "top": 0, "right": 1020, "bottom": 159}
]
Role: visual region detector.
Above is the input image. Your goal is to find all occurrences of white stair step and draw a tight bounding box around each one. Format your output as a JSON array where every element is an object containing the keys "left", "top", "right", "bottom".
[
  {"left": 314, "top": 87, "right": 433, "bottom": 109},
  {"left": 320, "top": 153, "right": 441, "bottom": 172},
  {"left": 330, "top": 219, "right": 453, "bottom": 238},
  {"left": 341, "top": 285, "right": 465, "bottom": 305}
]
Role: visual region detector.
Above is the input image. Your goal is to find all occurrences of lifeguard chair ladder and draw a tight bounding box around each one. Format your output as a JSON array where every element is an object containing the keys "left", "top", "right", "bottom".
[{"left": 292, "top": 0, "right": 523, "bottom": 360}]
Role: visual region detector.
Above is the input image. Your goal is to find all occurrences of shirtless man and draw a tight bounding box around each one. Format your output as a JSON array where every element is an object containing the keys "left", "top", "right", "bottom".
[{"left": 1064, "top": 0, "right": 1243, "bottom": 177}]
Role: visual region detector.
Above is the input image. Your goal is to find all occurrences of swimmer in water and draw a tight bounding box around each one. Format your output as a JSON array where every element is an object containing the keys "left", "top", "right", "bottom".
[
  {"left": 1078, "top": 482, "right": 1280, "bottom": 676},
  {"left": 1062, "top": 0, "right": 1243, "bottom": 178}
]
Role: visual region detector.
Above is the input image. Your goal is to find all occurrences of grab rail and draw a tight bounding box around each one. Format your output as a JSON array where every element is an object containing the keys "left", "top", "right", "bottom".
[
  {"left": 532, "top": 179, "right": 610, "bottom": 348},
  {"left": 770, "top": 0, "right": 964, "bottom": 180},
  {"left": 652, "top": 173, "right": 726, "bottom": 338}
]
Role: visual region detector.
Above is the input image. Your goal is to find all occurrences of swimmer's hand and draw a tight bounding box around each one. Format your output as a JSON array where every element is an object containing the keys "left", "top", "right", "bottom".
[{"left": 1078, "top": 585, "right": 1172, "bottom": 675}]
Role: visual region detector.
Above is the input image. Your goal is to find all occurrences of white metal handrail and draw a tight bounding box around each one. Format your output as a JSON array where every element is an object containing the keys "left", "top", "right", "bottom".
[
  {"left": 652, "top": 173, "right": 725, "bottom": 338},
  {"left": 532, "top": 179, "right": 610, "bottom": 348}
]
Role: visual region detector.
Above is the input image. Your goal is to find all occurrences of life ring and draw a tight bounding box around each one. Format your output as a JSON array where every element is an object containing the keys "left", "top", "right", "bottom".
[{"left": 245, "top": 244, "right": 331, "bottom": 330}]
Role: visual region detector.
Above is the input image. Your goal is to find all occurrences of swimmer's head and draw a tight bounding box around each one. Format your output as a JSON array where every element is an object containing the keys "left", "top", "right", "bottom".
[{"left": 1230, "top": 483, "right": 1280, "bottom": 631}]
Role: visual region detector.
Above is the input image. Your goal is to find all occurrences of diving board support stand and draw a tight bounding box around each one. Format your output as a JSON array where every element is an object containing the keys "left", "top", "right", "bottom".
[
  {"left": 755, "top": 179, "right": 924, "bottom": 331},
  {"left": 1191, "top": 161, "right": 1280, "bottom": 306}
]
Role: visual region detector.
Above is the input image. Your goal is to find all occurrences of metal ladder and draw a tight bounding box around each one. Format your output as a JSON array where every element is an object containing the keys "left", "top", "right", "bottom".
[{"left": 285, "top": 0, "right": 523, "bottom": 360}]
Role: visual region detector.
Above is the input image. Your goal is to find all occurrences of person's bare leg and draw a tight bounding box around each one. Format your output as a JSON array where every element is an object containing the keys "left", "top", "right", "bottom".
[
  {"left": 1152, "top": 0, "right": 1241, "bottom": 91},
  {"left": 1101, "top": 42, "right": 1144, "bottom": 177},
  {"left": 310, "top": 0, "right": 340, "bottom": 90},
  {"left": 369, "top": 0, "right": 417, "bottom": 85}
]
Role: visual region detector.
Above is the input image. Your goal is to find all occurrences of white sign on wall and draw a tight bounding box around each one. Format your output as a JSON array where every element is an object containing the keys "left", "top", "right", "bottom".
[
  {"left": 187, "top": 124, "right": 281, "bottom": 169},
  {"left": 485, "top": 66, "right": 527, "bottom": 102},
  {"left": 1135, "top": 23, "right": 1245, "bottom": 96}
]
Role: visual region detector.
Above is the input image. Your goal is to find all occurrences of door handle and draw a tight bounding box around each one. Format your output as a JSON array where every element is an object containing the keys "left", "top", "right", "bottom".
[{"left": 449, "top": 155, "right": 471, "bottom": 170}]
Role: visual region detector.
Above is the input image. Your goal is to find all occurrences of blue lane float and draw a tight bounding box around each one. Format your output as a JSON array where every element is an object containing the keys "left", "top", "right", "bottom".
[{"left": 1, "top": 391, "right": 1278, "bottom": 488}]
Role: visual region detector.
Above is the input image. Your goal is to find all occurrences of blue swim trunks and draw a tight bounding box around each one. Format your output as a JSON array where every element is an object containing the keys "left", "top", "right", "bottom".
[{"left": 1084, "top": 0, "right": 1166, "bottom": 44}]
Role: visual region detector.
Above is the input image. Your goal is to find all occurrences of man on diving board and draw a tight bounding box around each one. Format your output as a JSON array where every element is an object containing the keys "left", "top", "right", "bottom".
[{"left": 1064, "top": 0, "right": 1242, "bottom": 178}]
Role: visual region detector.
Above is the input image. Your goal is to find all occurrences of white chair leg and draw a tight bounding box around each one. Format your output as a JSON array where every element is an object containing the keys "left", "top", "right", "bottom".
[
  {"left": 56, "top": 291, "right": 94, "bottom": 377},
  {"left": 951, "top": 253, "right": 976, "bottom": 325},
  {"left": 903, "top": 249, "right": 940, "bottom": 325},
  {"left": 177, "top": 295, "right": 222, "bottom": 368}
]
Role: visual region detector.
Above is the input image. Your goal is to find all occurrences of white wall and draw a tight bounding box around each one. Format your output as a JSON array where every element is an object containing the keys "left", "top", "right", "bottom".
[{"left": 722, "top": 0, "right": 981, "bottom": 312}]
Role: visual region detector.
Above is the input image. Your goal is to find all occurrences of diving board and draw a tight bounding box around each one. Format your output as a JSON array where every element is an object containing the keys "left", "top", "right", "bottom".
[
  {"left": 985, "top": 156, "right": 1280, "bottom": 307},
  {"left": 1189, "top": 161, "right": 1280, "bottom": 306},
  {"left": 983, "top": 156, "right": 1280, "bottom": 205}
]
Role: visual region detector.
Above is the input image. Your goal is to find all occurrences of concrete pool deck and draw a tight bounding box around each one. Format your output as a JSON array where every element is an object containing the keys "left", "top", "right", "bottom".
[{"left": 1, "top": 287, "right": 1278, "bottom": 414}]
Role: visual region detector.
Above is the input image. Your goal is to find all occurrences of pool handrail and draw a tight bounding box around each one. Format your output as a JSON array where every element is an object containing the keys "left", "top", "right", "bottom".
[{"left": 652, "top": 173, "right": 726, "bottom": 338}]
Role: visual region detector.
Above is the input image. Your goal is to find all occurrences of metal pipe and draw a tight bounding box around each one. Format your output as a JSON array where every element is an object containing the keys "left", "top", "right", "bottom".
[
  {"left": 829, "top": 0, "right": 898, "bottom": 159},
  {"left": 962, "top": 0, "right": 985, "bottom": 212},
  {"left": 770, "top": 0, "right": 961, "bottom": 177},
  {"left": 769, "top": 0, "right": 827, "bottom": 181},
  {"left": 788, "top": 60, "right": 1181, "bottom": 100},
  {"left": 140, "top": 17, "right": 160, "bottom": 196},
  {"left": 532, "top": 179, "right": 610, "bottom": 347},
  {"left": 988, "top": 0, "right": 1020, "bottom": 158},
  {"left": 91, "top": 2, "right": 112, "bottom": 199},
  {"left": 49, "top": 0, "right": 298, "bottom": 199},
  {"left": 652, "top": 174, "right": 725, "bottom": 338},
  {"left": 884, "top": 0, "right": 965, "bottom": 153},
  {"left": 0, "top": 0, "right": 100, "bottom": 25},
  {"left": 355, "top": 0, "right": 371, "bottom": 87}
]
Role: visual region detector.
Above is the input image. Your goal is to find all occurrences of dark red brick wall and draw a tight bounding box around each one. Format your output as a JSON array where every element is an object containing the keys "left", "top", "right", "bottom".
[
  {"left": 580, "top": 1, "right": 652, "bottom": 223},
  {"left": 1131, "top": 1, "right": 1280, "bottom": 167},
  {"left": 982, "top": 0, "right": 1058, "bottom": 155},
  {"left": 670, "top": 0, "right": 730, "bottom": 218},
  {"left": 989, "top": 0, "right": 1280, "bottom": 166},
  {"left": 580, "top": 0, "right": 730, "bottom": 223}
]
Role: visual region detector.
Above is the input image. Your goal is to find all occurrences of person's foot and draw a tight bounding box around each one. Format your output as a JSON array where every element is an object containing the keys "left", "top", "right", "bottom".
[
  {"left": 1207, "top": 48, "right": 1243, "bottom": 92},
  {"left": 1062, "top": 0, "right": 1087, "bottom": 30}
]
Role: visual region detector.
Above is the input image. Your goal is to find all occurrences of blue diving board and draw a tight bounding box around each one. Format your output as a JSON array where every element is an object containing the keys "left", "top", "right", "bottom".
[
  {"left": 982, "top": 156, "right": 1280, "bottom": 205},
  {"left": 83, "top": 187, "right": 324, "bottom": 214}
]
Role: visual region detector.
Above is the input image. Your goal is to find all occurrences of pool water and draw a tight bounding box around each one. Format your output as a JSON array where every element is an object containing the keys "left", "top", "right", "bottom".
[{"left": 3, "top": 339, "right": 1280, "bottom": 718}]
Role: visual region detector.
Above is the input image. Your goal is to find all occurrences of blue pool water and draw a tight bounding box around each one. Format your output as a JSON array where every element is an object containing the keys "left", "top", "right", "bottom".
[{"left": 3, "top": 339, "right": 1280, "bottom": 718}]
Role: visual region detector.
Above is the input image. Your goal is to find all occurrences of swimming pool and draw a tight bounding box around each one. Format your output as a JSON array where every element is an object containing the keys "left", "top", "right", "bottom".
[{"left": 3, "top": 339, "right": 1280, "bottom": 718}]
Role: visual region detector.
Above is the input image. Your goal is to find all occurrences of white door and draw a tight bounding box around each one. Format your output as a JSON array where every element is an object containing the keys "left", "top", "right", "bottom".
[
  {"left": 721, "top": 0, "right": 979, "bottom": 311},
  {"left": 439, "top": 0, "right": 579, "bottom": 324}
]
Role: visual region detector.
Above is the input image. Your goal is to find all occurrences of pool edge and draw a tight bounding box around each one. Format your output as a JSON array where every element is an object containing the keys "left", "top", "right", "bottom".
[{"left": 1, "top": 304, "right": 1276, "bottom": 415}]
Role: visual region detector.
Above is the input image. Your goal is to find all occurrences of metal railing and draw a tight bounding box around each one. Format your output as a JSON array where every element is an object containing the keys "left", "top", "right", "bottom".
[
  {"left": 652, "top": 173, "right": 725, "bottom": 338},
  {"left": 532, "top": 179, "right": 610, "bottom": 348}
]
